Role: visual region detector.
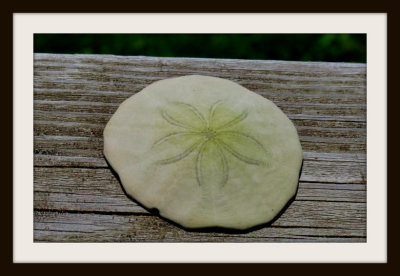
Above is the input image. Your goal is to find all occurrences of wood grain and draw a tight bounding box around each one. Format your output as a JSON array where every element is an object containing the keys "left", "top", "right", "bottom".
[
  {"left": 34, "top": 209, "right": 366, "bottom": 242},
  {"left": 34, "top": 167, "right": 366, "bottom": 213},
  {"left": 33, "top": 53, "right": 367, "bottom": 242}
]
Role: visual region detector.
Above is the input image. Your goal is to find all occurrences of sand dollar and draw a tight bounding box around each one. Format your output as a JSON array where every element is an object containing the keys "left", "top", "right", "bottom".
[{"left": 104, "top": 75, "right": 303, "bottom": 230}]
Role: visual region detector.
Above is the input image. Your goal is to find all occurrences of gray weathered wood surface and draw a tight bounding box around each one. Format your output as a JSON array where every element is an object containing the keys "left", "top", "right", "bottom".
[{"left": 34, "top": 53, "right": 366, "bottom": 242}]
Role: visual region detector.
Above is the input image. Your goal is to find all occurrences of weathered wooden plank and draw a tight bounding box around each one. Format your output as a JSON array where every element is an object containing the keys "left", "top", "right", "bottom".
[
  {"left": 33, "top": 120, "right": 366, "bottom": 140},
  {"left": 34, "top": 63, "right": 366, "bottom": 82},
  {"left": 33, "top": 135, "right": 366, "bottom": 165},
  {"left": 34, "top": 154, "right": 365, "bottom": 184},
  {"left": 34, "top": 167, "right": 143, "bottom": 213},
  {"left": 34, "top": 62, "right": 366, "bottom": 85},
  {"left": 33, "top": 120, "right": 366, "bottom": 156},
  {"left": 33, "top": 54, "right": 366, "bottom": 243},
  {"left": 34, "top": 54, "right": 366, "bottom": 95},
  {"left": 33, "top": 118, "right": 366, "bottom": 157},
  {"left": 34, "top": 185, "right": 366, "bottom": 215},
  {"left": 34, "top": 87, "right": 366, "bottom": 105},
  {"left": 34, "top": 111, "right": 366, "bottom": 131},
  {"left": 33, "top": 53, "right": 366, "bottom": 123},
  {"left": 34, "top": 151, "right": 366, "bottom": 169},
  {"left": 34, "top": 167, "right": 366, "bottom": 214},
  {"left": 33, "top": 54, "right": 366, "bottom": 160},
  {"left": 34, "top": 200, "right": 366, "bottom": 242},
  {"left": 35, "top": 154, "right": 107, "bottom": 168},
  {"left": 34, "top": 99, "right": 365, "bottom": 118},
  {"left": 33, "top": 120, "right": 366, "bottom": 144},
  {"left": 34, "top": 53, "right": 365, "bottom": 69},
  {"left": 300, "top": 136, "right": 365, "bottom": 153},
  {"left": 34, "top": 79, "right": 366, "bottom": 98},
  {"left": 301, "top": 152, "right": 365, "bottom": 162}
]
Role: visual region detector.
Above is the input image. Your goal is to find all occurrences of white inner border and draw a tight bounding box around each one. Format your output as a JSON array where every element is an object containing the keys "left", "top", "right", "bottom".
[{"left": 14, "top": 13, "right": 387, "bottom": 263}]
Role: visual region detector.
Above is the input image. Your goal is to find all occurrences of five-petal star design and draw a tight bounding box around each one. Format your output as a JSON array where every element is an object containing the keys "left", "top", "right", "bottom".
[{"left": 152, "top": 101, "right": 271, "bottom": 187}]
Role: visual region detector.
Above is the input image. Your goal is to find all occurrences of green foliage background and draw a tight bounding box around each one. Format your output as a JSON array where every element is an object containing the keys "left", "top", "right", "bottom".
[{"left": 34, "top": 34, "right": 366, "bottom": 63}]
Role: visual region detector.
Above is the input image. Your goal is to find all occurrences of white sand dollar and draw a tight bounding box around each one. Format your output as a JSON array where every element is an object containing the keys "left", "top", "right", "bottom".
[{"left": 104, "top": 75, "right": 303, "bottom": 230}]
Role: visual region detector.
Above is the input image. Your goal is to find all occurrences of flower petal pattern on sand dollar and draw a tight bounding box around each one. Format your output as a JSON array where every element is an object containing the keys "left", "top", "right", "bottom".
[
  {"left": 152, "top": 131, "right": 202, "bottom": 164},
  {"left": 214, "top": 110, "right": 248, "bottom": 131},
  {"left": 152, "top": 100, "right": 273, "bottom": 188},
  {"left": 162, "top": 102, "right": 206, "bottom": 130},
  {"left": 216, "top": 131, "right": 271, "bottom": 167},
  {"left": 208, "top": 101, "right": 247, "bottom": 130},
  {"left": 156, "top": 139, "right": 203, "bottom": 165},
  {"left": 196, "top": 140, "right": 229, "bottom": 188}
]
